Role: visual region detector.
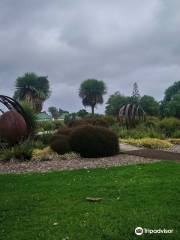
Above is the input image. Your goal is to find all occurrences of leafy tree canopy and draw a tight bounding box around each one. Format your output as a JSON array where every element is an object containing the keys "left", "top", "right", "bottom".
[
  {"left": 164, "top": 81, "right": 180, "bottom": 102},
  {"left": 163, "top": 93, "right": 180, "bottom": 118},
  {"left": 140, "top": 95, "right": 159, "bottom": 116},
  {"left": 105, "top": 91, "right": 130, "bottom": 116},
  {"left": 48, "top": 106, "right": 59, "bottom": 119},
  {"left": 161, "top": 81, "right": 180, "bottom": 118},
  {"left": 79, "top": 79, "right": 107, "bottom": 115},
  {"left": 14, "top": 72, "right": 50, "bottom": 113}
]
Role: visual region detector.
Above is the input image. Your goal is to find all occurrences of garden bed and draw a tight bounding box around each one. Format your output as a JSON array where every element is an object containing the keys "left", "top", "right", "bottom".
[{"left": 0, "top": 154, "right": 159, "bottom": 174}]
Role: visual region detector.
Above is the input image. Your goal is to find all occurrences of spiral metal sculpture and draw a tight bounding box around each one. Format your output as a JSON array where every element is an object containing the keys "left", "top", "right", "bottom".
[{"left": 119, "top": 103, "right": 145, "bottom": 128}]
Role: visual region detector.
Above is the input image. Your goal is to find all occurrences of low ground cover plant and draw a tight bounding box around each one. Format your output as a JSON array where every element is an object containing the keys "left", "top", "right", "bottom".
[
  {"left": 121, "top": 138, "right": 173, "bottom": 149},
  {"left": 0, "top": 139, "right": 44, "bottom": 161}
]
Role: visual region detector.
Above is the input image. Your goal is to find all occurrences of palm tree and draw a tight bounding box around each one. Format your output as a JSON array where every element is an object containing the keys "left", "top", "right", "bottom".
[
  {"left": 14, "top": 73, "right": 50, "bottom": 113},
  {"left": 79, "top": 79, "right": 107, "bottom": 115}
]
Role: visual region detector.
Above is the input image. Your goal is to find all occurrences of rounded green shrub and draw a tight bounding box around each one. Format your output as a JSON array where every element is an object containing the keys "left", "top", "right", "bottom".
[
  {"left": 50, "top": 135, "right": 71, "bottom": 155},
  {"left": 69, "top": 125, "right": 119, "bottom": 157},
  {"left": 56, "top": 126, "right": 72, "bottom": 136}
]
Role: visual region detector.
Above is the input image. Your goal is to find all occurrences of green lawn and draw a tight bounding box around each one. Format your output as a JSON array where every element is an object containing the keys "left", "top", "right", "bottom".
[{"left": 0, "top": 161, "right": 179, "bottom": 240}]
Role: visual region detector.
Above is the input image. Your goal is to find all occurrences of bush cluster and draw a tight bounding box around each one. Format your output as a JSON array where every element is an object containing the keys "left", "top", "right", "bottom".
[
  {"left": 159, "top": 117, "right": 180, "bottom": 137},
  {"left": 50, "top": 124, "right": 119, "bottom": 157},
  {"left": 0, "top": 139, "right": 44, "bottom": 161},
  {"left": 111, "top": 124, "right": 164, "bottom": 139},
  {"left": 69, "top": 125, "right": 119, "bottom": 157},
  {"left": 50, "top": 135, "right": 71, "bottom": 155},
  {"left": 50, "top": 126, "right": 72, "bottom": 155},
  {"left": 67, "top": 117, "right": 109, "bottom": 128}
]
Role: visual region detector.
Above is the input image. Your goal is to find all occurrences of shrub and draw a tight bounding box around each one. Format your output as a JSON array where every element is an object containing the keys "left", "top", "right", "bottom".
[
  {"left": 56, "top": 126, "right": 72, "bottom": 136},
  {"left": 121, "top": 138, "right": 172, "bottom": 149},
  {"left": 67, "top": 117, "right": 109, "bottom": 128},
  {"left": 50, "top": 135, "right": 71, "bottom": 155},
  {"left": 172, "top": 130, "right": 180, "bottom": 138},
  {"left": 51, "top": 126, "right": 72, "bottom": 143},
  {"left": 159, "top": 117, "right": 180, "bottom": 137},
  {"left": 53, "top": 120, "right": 63, "bottom": 129},
  {"left": 36, "top": 120, "right": 63, "bottom": 132},
  {"left": 32, "top": 147, "right": 53, "bottom": 161},
  {"left": 111, "top": 125, "right": 164, "bottom": 139},
  {"left": 0, "top": 139, "right": 44, "bottom": 161},
  {"left": 103, "top": 115, "right": 117, "bottom": 126},
  {"left": 34, "top": 132, "right": 54, "bottom": 146},
  {"left": 64, "top": 113, "right": 76, "bottom": 125},
  {"left": 143, "top": 116, "right": 160, "bottom": 128},
  {"left": 69, "top": 125, "right": 119, "bottom": 157}
]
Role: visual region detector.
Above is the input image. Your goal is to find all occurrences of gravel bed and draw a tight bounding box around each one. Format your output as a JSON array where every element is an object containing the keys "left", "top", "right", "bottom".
[{"left": 0, "top": 154, "right": 160, "bottom": 174}]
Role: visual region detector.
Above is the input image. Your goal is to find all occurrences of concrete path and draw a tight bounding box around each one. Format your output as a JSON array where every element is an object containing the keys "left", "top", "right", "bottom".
[{"left": 120, "top": 143, "right": 143, "bottom": 152}]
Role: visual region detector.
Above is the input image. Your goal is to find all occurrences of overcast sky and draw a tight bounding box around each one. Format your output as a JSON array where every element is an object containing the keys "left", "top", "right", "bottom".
[{"left": 0, "top": 0, "right": 180, "bottom": 113}]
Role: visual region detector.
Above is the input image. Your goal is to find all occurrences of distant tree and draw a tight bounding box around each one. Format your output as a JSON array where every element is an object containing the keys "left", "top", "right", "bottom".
[
  {"left": 164, "top": 81, "right": 180, "bottom": 101},
  {"left": 162, "top": 93, "right": 180, "bottom": 118},
  {"left": 77, "top": 109, "right": 89, "bottom": 118},
  {"left": 79, "top": 79, "right": 107, "bottom": 115},
  {"left": 161, "top": 81, "right": 180, "bottom": 118},
  {"left": 58, "top": 108, "right": 69, "bottom": 115},
  {"left": 14, "top": 72, "right": 50, "bottom": 113},
  {"left": 48, "top": 106, "right": 60, "bottom": 119},
  {"left": 140, "top": 95, "right": 159, "bottom": 116},
  {"left": 131, "top": 82, "right": 140, "bottom": 104},
  {"left": 105, "top": 92, "right": 130, "bottom": 116}
]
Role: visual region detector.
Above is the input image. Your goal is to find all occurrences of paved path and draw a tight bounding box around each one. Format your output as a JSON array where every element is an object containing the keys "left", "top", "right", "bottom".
[
  {"left": 120, "top": 143, "right": 143, "bottom": 152},
  {"left": 127, "top": 149, "right": 180, "bottom": 161}
]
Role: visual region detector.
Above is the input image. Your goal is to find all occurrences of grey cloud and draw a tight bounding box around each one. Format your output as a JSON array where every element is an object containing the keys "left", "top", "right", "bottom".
[{"left": 0, "top": 0, "right": 180, "bottom": 113}]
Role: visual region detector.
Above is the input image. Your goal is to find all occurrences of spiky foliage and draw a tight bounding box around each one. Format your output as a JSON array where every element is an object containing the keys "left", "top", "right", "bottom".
[
  {"left": 14, "top": 73, "right": 50, "bottom": 113},
  {"left": 20, "top": 101, "right": 37, "bottom": 133},
  {"left": 79, "top": 79, "right": 107, "bottom": 115}
]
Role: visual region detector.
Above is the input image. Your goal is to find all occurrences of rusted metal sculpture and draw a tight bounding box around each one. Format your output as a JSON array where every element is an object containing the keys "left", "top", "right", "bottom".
[
  {"left": 119, "top": 104, "right": 145, "bottom": 128},
  {"left": 0, "top": 111, "right": 27, "bottom": 144},
  {"left": 0, "top": 95, "right": 32, "bottom": 143}
]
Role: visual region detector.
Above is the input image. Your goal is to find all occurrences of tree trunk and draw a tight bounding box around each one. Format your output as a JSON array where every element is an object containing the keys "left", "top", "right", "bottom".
[{"left": 91, "top": 105, "right": 95, "bottom": 115}]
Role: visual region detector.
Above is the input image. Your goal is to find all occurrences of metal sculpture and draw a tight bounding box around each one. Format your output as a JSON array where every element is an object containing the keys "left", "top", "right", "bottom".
[
  {"left": 0, "top": 95, "right": 32, "bottom": 143},
  {"left": 0, "top": 95, "right": 31, "bottom": 130},
  {"left": 0, "top": 111, "right": 27, "bottom": 144},
  {"left": 119, "top": 103, "right": 145, "bottom": 128}
]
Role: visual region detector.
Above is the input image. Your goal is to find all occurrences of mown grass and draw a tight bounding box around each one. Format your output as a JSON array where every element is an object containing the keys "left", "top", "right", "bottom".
[{"left": 0, "top": 161, "right": 179, "bottom": 240}]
